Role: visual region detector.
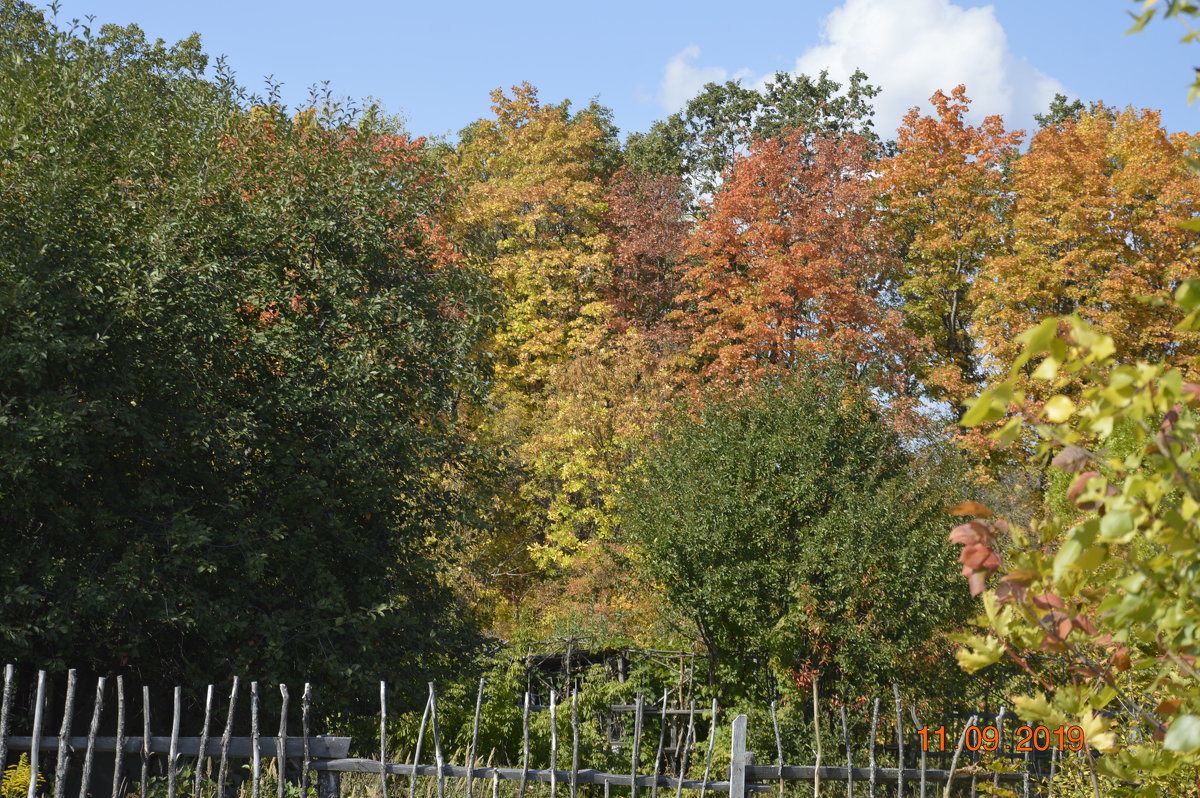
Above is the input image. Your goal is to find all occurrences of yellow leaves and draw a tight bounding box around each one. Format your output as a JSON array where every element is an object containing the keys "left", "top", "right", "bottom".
[
  {"left": 1043, "top": 395, "right": 1075, "bottom": 423},
  {"left": 954, "top": 633, "right": 1003, "bottom": 673}
]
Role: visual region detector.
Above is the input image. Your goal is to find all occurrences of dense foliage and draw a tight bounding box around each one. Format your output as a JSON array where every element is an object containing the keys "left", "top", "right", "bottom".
[
  {"left": 3, "top": 0, "right": 1199, "bottom": 736},
  {"left": 0, "top": 1, "right": 487, "bottom": 707},
  {"left": 620, "top": 372, "right": 975, "bottom": 702}
]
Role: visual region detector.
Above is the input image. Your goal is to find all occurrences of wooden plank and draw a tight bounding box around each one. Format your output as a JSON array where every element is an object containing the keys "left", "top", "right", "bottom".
[
  {"left": 218, "top": 677, "right": 241, "bottom": 798},
  {"left": 53, "top": 669, "right": 77, "bottom": 798},
  {"left": 308, "top": 761, "right": 1019, "bottom": 787},
  {"left": 27, "top": 670, "right": 46, "bottom": 798},
  {"left": 80, "top": 677, "right": 107, "bottom": 798},
  {"left": 309, "top": 761, "right": 739, "bottom": 792},
  {"left": 728, "top": 715, "right": 747, "bottom": 798},
  {"left": 113, "top": 676, "right": 127, "bottom": 798},
  {"left": 5, "top": 736, "right": 351, "bottom": 758}
]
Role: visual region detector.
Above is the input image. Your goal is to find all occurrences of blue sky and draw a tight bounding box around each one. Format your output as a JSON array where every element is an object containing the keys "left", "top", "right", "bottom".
[{"left": 46, "top": 0, "right": 1200, "bottom": 142}]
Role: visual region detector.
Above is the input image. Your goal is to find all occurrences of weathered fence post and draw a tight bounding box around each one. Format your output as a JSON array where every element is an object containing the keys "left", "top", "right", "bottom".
[
  {"left": 316, "top": 770, "right": 341, "bottom": 798},
  {"left": 729, "top": 715, "right": 748, "bottom": 798}
]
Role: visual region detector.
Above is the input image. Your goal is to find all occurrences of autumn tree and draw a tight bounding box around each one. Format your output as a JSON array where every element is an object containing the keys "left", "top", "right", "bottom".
[
  {"left": 877, "top": 86, "right": 1023, "bottom": 412},
  {"left": 677, "top": 129, "right": 922, "bottom": 394},
  {"left": 448, "top": 84, "right": 647, "bottom": 625},
  {"left": 973, "top": 106, "right": 1200, "bottom": 390}
]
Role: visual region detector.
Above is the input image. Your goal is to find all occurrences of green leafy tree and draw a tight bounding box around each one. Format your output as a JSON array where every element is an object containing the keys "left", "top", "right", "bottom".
[
  {"left": 619, "top": 371, "right": 975, "bottom": 701},
  {"left": 0, "top": 2, "right": 487, "bottom": 708},
  {"left": 624, "top": 69, "right": 881, "bottom": 202}
]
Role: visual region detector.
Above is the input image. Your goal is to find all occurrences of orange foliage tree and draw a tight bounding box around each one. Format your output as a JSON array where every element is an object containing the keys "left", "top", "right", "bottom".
[
  {"left": 878, "top": 86, "right": 1023, "bottom": 413},
  {"left": 677, "top": 129, "right": 923, "bottom": 395},
  {"left": 974, "top": 107, "right": 1200, "bottom": 387}
]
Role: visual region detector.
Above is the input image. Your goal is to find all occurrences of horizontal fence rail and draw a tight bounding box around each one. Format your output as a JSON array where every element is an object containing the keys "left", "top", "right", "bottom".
[{"left": 0, "top": 664, "right": 1071, "bottom": 798}]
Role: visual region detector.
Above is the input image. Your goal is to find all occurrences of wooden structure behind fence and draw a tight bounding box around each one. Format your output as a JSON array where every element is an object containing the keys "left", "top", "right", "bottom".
[{"left": 0, "top": 665, "right": 1069, "bottom": 798}]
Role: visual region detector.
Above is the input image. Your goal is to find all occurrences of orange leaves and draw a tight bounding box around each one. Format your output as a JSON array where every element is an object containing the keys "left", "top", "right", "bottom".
[
  {"left": 975, "top": 106, "right": 1200, "bottom": 385},
  {"left": 677, "top": 129, "right": 919, "bottom": 394},
  {"left": 877, "top": 86, "right": 1023, "bottom": 411}
]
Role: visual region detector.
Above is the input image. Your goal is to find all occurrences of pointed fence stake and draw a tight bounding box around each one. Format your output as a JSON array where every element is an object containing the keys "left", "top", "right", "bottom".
[
  {"left": 380, "top": 682, "right": 389, "bottom": 798},
  {"left": 992, "top": 706, "right": 1006, "bottom": 796},
  {"left": 651, "top": 691, "right": 668, "bottom": 798},
  {"left": 630, "top": 694, "right": 644, "bottom": 798},
  {"left": 518, "top": 692, "right": 530, "bottom": 798},
  {"left": 429, "top": 684, "right": 446, "bottom": 798},
  {"left": 141, "top": 687, "right": 151, "bottom": 798},
  {"left": 112, "top": 676, "right": 127, "bottom": 798},
  {"left": 892, "top": 686, "right": 903, "bottom": 798},
  {"left": 570, "top": 691, "right": 580, "bottom": 798},
  {"left": 697, "top": 700, "right": 718, "bottom": 798},
  {"left": 840, "top": 706, "right": 852, "bottom": 798},
  {"left": 194, "top": 685, "right": 214, "bottom": 798},
  {"left": 769, "top": 701, "right": 783, "bottom": 798},
  {"left": 550, "top": 691, "right": 559, "bottom": 798},
  {"left": 218, "top": 677, "right": 240, "bottom": 798},
  {"left": 251, "top": 682, "right": 261, "bottom": 798},
  {"left": 674, "top": 700, "right": 696, "bottom": 798},
  {"left": 277, "top": 685, "right": 289, "bottom": 798},
  {"left": 943, "top": 715, "right": 978, "bottom": 798},
  {"left": 407, "top": 692, "right": 430, "bottom": 798},
  {"left": 27, "top": 670, "right": 46, "bottom": 798},
  {"left": 302, "top": 684, "right": 312, "bottom": 798},
  {"left": 166, "top": 685, "right": 180, "bottom": 798},
  {"left": 813, "top": 681, "right": 822, "bottom": 798},
  {"left": 54, "top": 669, "right": 77, "bottom": 798},
  {"left": 81, "top": 677, "right": 108, "bottom": 798},
  {"left": 908, "top": 706, "right": 925, "bottom": 798},
  {"left": 0, "top": 664, "right": 13, "bottom": 780},
  {"left": 868, "top": 699, "right": 879, "bottom": 798},
  {"left": 468, "top": 678, "right": 484, "bottom": 798}
]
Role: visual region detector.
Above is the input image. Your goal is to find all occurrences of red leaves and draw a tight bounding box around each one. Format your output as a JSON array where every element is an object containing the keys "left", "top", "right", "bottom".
[{"left": 949, "top": 519, "right": 1000, "bottom": 595}]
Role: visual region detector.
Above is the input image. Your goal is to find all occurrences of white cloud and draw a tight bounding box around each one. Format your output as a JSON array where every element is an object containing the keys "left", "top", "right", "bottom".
[
  {"left": 659, "top": 46, "right": 731, "bottom": 113},
  {"left": 655, "top": 0, "right": 1066, "bottom": 136},
  {"left": 791, "top": 0, "right": 1065, "bottom": 135}
]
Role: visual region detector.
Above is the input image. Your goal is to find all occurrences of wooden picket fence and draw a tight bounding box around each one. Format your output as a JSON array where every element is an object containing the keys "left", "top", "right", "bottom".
[{"left": 0, "top": 665, "right": 1063, "bottom": 798}]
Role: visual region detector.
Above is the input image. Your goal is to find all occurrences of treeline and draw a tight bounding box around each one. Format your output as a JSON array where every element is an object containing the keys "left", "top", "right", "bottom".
[{"left": 1, "top": 0, "right": 1198, "bottom": 715}]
